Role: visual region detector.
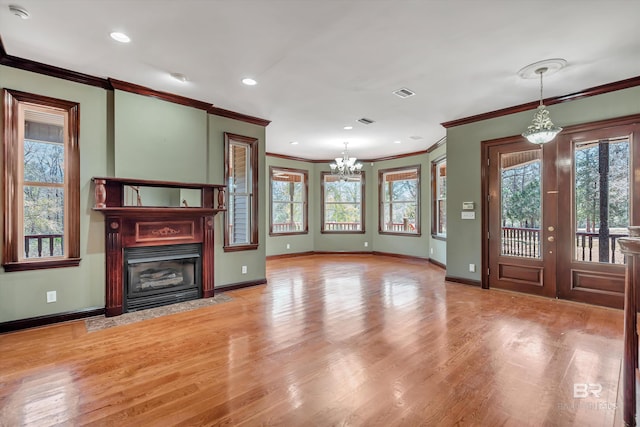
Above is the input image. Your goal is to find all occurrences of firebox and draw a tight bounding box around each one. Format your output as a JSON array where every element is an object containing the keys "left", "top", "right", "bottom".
[{"left": 124, "top": 243, "right": 202, "bottom": 312}]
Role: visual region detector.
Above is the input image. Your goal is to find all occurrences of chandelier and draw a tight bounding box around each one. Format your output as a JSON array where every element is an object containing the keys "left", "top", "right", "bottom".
[
  {"left": 519, "top": 59, "right": 566, "bottom": 144},
  {"left": 330, "top": 142, "right": 362, "bottom": 181}
]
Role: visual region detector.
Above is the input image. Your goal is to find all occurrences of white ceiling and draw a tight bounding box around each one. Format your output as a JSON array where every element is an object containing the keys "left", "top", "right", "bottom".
[{"left": 1, "top": 0, "right": 639, "bottom": 160}]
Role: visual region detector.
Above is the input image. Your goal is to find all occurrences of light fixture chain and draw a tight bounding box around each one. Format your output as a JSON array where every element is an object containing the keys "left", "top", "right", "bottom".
[{"left": 539, "top": 71, "right": 544, "bottom": 106}]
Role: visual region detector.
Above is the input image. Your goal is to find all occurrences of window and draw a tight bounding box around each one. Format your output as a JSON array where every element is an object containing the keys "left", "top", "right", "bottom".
[
  {"left": 2, "top": 89, "right": 80, "bottom": 271},
  {"left": 270, "top": 167, "right": 308, "bottom": 235},
  {"left": 224, "top": 132, "right": 258, "bottom": 251},
  {"left": 321, "top": 172, "right": 365, "bottom": 233},
  {"left": 379, "top": 166, "right": 420, "bottom": 235},
  {"left": 431, "top": 157, "right": 447, "bottom": 238}
]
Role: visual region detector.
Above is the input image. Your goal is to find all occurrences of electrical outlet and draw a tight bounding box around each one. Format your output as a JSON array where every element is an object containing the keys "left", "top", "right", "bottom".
[
  {"left": 241, "top": 265, "right": 247, "bottom": 274},
  {"left": 364, "top": 242, "right": 368, "bottom": 247},
  {"left": 286, "top": 243, "right": 290, "bottom": 249},
  {"left": 430, "top": 247, "right": 434, "bottom": 255},
  {"left": 469, "top": 264, "right": 476, "bottom": 273},
  {"left": 46, "top": 290, "right": 57, "bottom": 303}
]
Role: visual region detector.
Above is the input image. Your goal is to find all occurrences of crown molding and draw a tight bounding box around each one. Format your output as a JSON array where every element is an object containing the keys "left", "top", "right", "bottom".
[
  {"left": 266, "top": 152, "right": 316, "bottom": 163},
  {"left": 442, "top": 75, "right": 640, "bottom": 128},
  {"left": 426, "top": 136, "right": 447, "bottom": 153},
  {"left": 266, "top": 148, "right": 430, "bottom": 164},
  {"left": 108, "top": 78, "right": 212, "bottom": 111},
  {"left": 208, "top": 106, "right": 271, "bottom": 127},
  {"left": 0, "top": 36, "right": 110, "bottom": 89}
]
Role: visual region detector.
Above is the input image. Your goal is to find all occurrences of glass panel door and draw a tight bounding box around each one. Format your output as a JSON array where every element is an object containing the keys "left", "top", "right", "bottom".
[
  {"left": 574, "top": 138, "right": 630, "bottom": 264},
  {"left": 500, "top": 149, "right": 542, "bottom": 259},
  {"left": 487, "top": 141, "right": 556, "bottom": 298}
]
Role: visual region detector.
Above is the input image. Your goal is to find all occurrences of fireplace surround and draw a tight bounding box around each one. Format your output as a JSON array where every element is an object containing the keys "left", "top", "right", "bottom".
[{"left": 93, "top": 177, "right": 226, "bottom": 317}]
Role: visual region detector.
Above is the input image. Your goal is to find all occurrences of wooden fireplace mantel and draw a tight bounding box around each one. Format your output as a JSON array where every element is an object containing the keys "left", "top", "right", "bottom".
[{"left": 92, "top": 177, "right": 226, "bottom": 317}]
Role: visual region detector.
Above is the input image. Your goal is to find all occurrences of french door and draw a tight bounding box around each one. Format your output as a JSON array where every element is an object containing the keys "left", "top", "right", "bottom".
[{"left": 483, "top": 116, "right": 640, "bottom": 308}]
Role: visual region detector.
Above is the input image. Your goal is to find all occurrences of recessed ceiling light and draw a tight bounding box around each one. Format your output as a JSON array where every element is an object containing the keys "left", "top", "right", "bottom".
[
  {"left": 110, "top": 32, "right": 131, "bottom": 43},
  {"left": 393, "top": 140, "right": 401, "bottom": 144},
  {"left": 9, "top": 5, "right": 30, "bottom": 19},
  {"left": 344, "top": 126, "right": 353, "bottom": 130},
  {"left": 169, "top": 72, "right": 188, "bottom": 83},
  {"left": 290, "top": 141, "right": 299, "bottom": 145},
  {"left": 242, "top": 78, "right": 257, "bottom": 86}
]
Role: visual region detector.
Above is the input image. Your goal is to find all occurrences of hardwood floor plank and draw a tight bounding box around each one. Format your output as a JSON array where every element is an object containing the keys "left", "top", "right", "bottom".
[{"left": 0, "top": 254, "right": 624, "bottom": 426}]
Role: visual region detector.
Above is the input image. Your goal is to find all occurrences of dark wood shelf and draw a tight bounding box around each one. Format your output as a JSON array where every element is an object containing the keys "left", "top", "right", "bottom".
[{"left": 91, "top": 176, "right": 225, "bottom": 190}]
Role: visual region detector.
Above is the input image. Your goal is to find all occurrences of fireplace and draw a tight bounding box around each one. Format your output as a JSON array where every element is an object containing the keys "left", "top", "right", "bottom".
[
  {"left": 125, "top": 243, "right": 202, "bottom": 312},
  {"left": 92, "top": 176, "right": 226, "bottom": 317}
]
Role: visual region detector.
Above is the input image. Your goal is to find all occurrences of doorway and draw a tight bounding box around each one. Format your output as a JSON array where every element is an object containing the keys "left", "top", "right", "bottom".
[{"left": 482, "top": 115, "right": 640, "bottom": 308}]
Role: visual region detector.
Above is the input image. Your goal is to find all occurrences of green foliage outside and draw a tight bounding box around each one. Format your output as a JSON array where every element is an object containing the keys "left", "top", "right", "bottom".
[
  {"left": 325, "top": 178, "right": 361, "bottom": 225},
  {"left": 501, "top": 139, "right": 629, "bottom": 233},
  {"left": 23, "top": 139, "right": 65, "bottom": 257}
]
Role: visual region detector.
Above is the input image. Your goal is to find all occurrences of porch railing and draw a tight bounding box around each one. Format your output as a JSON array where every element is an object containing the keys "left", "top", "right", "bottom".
[
  {"left": 501, "top": 227, "right": 627, "bottom": 263},
  {"left": 325, "top": 222, "right": 361, "bottom": 231},
  {"left": 575, "top": 231, "right": 628, "bottom": 264},
  {"left": 501, "top": 227, "right": 540, "bottom": 258},
  {"left": 272, "top": 222, "right": 304, "bottom": 233},
  {"left": 385, "top": 219, "right": 416, "bottom": 232},
  {"left": 24, "top": 234, "right": 63, "bottom": 258}
]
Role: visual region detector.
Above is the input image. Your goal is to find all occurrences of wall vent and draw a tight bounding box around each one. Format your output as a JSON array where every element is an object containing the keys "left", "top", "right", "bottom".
[
  {"left": 357, "top": 117, "right": 375, "bottom": 125},
  {"left": 393, "top": 87, "right": 416, "bottom": 98}
]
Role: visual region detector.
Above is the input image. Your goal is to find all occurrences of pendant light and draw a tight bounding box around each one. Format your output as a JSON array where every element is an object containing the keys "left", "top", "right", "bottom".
[{"left": 519, "top": 59, "right": 567, "bottom": 144}]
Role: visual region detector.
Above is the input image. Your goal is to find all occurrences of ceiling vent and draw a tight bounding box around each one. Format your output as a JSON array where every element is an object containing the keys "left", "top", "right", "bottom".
[
  {"left": 409, "top": 135, "right": 423, "bottom": 141},
  {"left": 393, "top": 87, "right": 415, "bottom": 98},
  {"left": 9, "top": 5, "right": 30, "bottom": 19},
  {"left": 357, "top": 117, "right": 375, "bottom": 125}
]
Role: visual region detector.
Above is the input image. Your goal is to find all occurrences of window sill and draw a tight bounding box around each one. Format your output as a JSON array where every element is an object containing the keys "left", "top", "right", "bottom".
[
  {"left": 223, "top": 244, "right": 259, "bottom": 253},
  {"left": 379, "top": 231, "right": 422, "bottom": 237},
  {"left": 320, "top": 230, "right": 366, "bottom": 234},
  {"left": 269, "top": 231, "right": 309, "bottom": 236},
  {"left": 3, "top": 257, "right": 82, "bottom": 272},
  {"left": 431, "top": 234, "right": 447, "bottom": 241}
]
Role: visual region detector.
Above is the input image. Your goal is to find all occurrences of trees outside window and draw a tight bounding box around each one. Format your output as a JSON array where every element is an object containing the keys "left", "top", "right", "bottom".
[
  {"left": 574, "top": 137, "right": 629, "bottom": 263},
  {"left": 2, "top": 89, "right": 80, "bottom": 271},
  {"left": 321, "top": 172, "right": 365, "bottom": 233},
  {"left": 270, "top": 167, "right": 308, "bottom": 235},
  {"left": 379, "top": 166, "right": 420, "bottom": 235}
]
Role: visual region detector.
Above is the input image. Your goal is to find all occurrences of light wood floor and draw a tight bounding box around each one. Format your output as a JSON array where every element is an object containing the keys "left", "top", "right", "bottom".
[{"left": 0, "top": 255, "right": 624, "bottom": 426}]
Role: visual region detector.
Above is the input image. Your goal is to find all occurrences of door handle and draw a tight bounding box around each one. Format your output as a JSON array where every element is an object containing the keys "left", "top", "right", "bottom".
[{"left": 547, "top": 236, "right": 555, "bottom": 242}]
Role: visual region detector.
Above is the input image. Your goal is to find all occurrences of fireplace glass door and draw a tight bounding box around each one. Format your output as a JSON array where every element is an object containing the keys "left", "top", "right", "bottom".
[{"left": 125, "top": 243, "right": 202, "bottom": 312}]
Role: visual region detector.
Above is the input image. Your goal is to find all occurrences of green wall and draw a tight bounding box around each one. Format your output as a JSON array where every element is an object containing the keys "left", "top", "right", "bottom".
[
  {"left": 0, "top": 65, "right": 108, "bottom": 322},
  {"left": 113, "top": 90, "right": 208, "bottom": 182},
  {"left": 209, "top": 115, "right": 266, "bottom": 287},
  {"left": 0, "top": 65, "right": 267, "bottom": 323},
  {"left": 445, "top": 85, "right": 640, "bottom": 282}
]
